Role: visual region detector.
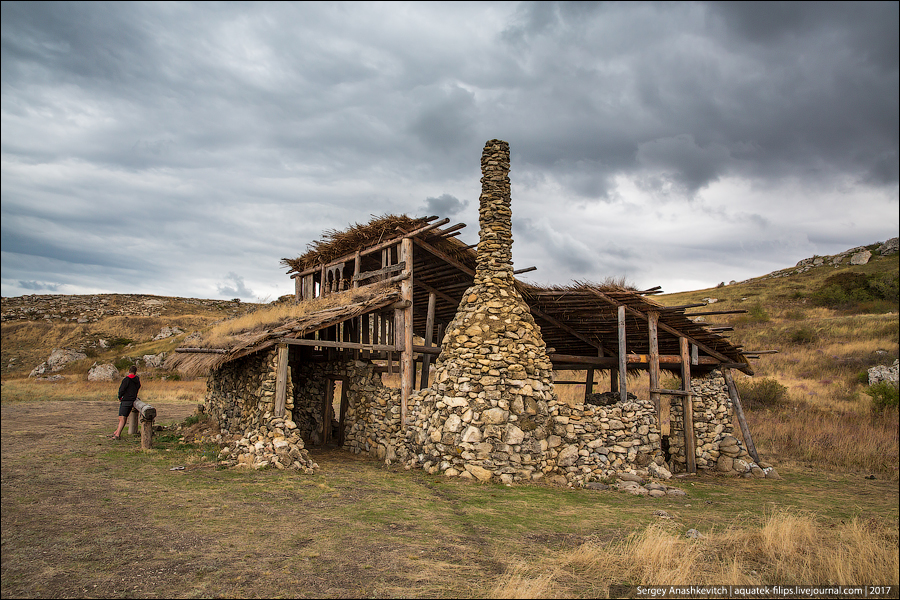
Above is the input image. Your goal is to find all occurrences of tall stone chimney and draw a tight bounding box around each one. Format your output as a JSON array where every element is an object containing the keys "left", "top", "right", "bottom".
[{"left": 407, "top": 140, "right": 557, "bottom": 484}]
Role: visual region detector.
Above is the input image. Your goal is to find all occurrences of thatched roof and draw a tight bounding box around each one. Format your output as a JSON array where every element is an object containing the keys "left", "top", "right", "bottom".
[
  {"left": 166, "top": 285, "right": 401, "bottom": 377},
  {"left": 282, "top": 214, "right": 433, "bottom": 273}
]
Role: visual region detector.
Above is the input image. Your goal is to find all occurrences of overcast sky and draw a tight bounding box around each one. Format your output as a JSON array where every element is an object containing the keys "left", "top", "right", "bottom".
[{"left": 2, "top": 2, "right": 898, "bottom": 302}]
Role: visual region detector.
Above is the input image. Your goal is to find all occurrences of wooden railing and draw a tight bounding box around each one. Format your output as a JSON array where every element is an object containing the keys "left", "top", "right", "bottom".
[{"left": 127, "top": 399, "right": 157, "bottom": 450}]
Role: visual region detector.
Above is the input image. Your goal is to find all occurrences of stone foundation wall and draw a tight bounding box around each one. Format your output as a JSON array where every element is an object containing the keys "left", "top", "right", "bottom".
[{"left": 208, "top": 348, "right": 316, "bottom": 472}]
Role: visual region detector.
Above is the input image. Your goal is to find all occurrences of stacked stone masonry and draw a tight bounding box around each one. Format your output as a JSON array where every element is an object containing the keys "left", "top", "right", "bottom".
[{"left": 204, "top": 138, "right": 776, "bottom": 485}]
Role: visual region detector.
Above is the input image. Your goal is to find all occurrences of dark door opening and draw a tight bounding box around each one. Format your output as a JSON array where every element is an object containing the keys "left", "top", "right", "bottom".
[{"left": 321, "top": 376, "right": 348, "bottom": 447}]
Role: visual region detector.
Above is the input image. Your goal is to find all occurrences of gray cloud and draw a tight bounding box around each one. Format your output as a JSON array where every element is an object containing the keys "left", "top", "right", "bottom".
[
  {"left": 217, "top": 272, "right": 255, "bottom": 301},
  {"left": 1, "top": 1, "right": 897, "bottom": 299},
  {"left": 422, "top": 194, "right": 469, "bottom": 217}
]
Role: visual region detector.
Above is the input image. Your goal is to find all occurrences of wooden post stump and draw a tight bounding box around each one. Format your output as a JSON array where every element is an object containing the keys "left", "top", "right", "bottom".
[{"left": 133, "top": 399, "right": 157, "bottom": 450}]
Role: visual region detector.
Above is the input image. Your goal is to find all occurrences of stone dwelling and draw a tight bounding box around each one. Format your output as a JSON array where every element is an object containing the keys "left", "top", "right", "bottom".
[{"left": 170, "top": 139, "right": 770, "bottom": 485}]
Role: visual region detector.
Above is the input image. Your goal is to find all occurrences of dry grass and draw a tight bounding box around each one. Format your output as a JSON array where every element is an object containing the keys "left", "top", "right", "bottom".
[
  {"left": 0, "top": 378, "right": 207, "bottom": 407},
  {"left": 199, "top": 283, "right": 392, "bottom": 348},
  {"left": 490, "top": 509, "right": 899, "bottom": 597}
]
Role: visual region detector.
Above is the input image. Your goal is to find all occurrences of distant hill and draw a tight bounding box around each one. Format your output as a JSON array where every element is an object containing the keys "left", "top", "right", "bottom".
[{"left": 2, "top": 239, "right": 897, "bottom": 381}]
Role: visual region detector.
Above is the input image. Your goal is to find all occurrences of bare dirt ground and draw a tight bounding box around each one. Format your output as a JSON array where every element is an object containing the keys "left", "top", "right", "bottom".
[{"left": 3, "top": 399, "right": 898, "bottom": 599}]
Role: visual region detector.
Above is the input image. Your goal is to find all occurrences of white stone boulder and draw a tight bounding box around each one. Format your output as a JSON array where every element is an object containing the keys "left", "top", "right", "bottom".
[{"left": 88, "top": 363, "right": 120, "bottom": 382}]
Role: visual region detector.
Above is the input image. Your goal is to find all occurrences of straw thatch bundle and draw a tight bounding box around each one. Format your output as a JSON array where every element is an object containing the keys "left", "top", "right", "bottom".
[{"left": 281, "top": 214, "right": 432, "bottom": 274}]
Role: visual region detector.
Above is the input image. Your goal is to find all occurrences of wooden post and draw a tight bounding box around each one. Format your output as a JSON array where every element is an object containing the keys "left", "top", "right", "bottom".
[
  {"left": 141, "top": 416, "right": 153, "bottom": 450},
  {"left": 294, "top": 275, "right": 301, "bottom": 303},
  {"left": 399, "top": 238, "right": 414, "bottom": 426},
  {"left": 319, "top": 264, "right": 326, "bottom": 297},
  {"left": 649, "top": 311, "right": 667, "bottom": 436},
  {"left": 352, "top": 251, "right": 361, "bottom": 289},
  {"left": 680, "top": 337, "right": 696, "bottom": 473},
  {"left": 274, "top": 344, "right": 289, "bottom": 417},
  {"left": 420, "top": 292, "right": 436, "bottom": 390},
  {"left": 618, "top": 305, "right": 627, "bottom": 403},
  {"left": 133, "top": 399, "right": 156, "bottom": 450},
  {"left": 128, "top": 408, "right": 139, "bottom": 435},
  {"left": 723, "top": 368, "right": 760, "bottom": 462}
]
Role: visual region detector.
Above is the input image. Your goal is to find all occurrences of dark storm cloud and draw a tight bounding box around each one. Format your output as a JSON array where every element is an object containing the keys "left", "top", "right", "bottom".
[
  {"left": 1, "top": 2, "right": 897, "bottom": 298},
  {"left": 422, "top": 194, "right": 469, "bottom": 217}
]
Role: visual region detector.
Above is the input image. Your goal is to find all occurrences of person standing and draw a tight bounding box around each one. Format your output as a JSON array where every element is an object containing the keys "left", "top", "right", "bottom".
[{"left": 111, "top": 365, "right": 141, "bottom": 440}]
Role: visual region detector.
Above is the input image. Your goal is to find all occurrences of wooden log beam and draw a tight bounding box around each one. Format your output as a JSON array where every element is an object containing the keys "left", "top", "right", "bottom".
[
  {"left": 513, "top": 266, "right": 537, "bottom": 275},
  {"left": 420, "top": 292, "right": 436, "bottom": 390},
  {"left": 275, "top": 344, "right": 289, "bottom": 417},
  {"left": 282, "top": 338, "right": 398, "bottom": 352},
  {"left": 352, "top": 261, "right": 406, "bottom": 282},
  {"left": 133, "top": 399, "right": 157, "bottom": 421},
  {"left": 723, "top": 368, "right": 760, "bottom": 463},
  {"left": 681, "top": 337, "right": 696, "bottom": 474},
  {"left": 399, "top": 238, "right": 414, "bottom": 426},
  {"left": 618, "top": 305, "right": 627, "bottom": 402},
  {"left": 586, "top": 288, "right": 738, "bottom": 366},
  {"left": 650, "top": 388, "right": 692, "bottom": 397},
  {"left": 649, "top": 311, "right": 666, "bottom": 436},
  {"left": 412, "top": 236, "right": 475, "bottom": 277}
]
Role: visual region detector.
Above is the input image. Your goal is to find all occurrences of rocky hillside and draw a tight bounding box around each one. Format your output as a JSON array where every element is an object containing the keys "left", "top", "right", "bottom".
[{"left": 0, "top": 294, "right": 263, "bottom": 379}]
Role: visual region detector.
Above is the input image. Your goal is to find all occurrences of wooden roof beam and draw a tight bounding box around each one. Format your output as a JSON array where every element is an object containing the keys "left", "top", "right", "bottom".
[{"left": 586, "top": 288, "right": 739, "bottom": 367}]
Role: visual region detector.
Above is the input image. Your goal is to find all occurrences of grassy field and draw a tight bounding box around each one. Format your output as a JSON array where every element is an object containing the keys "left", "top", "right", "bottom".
[
  {"left": 1, "top": 379, "right": 897, "bottom": 598},
  {"left": 2, "top": 249, "right": 897, "bottom": 597}
]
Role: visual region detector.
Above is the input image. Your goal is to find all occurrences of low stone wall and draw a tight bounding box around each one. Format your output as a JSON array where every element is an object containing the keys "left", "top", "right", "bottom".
[
  {"left": 545, "top": 398, "right": 663, "bottom": 487},
  {"left": 207, "top": 348, "right": 316, "bottom": 472},
  {"left": 207, "top": 349, "right": 293, "bottom": 436}
]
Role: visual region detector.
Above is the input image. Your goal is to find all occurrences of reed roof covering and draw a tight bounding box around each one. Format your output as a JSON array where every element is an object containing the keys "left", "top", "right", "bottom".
[{"left": 282, "top": 214, "right": 433, "bottom": 273}]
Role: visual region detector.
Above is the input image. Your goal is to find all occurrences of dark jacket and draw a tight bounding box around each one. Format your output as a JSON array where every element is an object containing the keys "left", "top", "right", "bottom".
[{"left": 118, "top": 373, "right": 141, "bottom": 402}]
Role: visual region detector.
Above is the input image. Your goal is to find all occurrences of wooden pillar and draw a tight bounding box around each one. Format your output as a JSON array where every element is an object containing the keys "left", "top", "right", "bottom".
[
  {"left": 399, "top": 238, "right": 414, "bottom": 426},
  {"left": 723, "top": 368, "right": 760, "bottom": 462},
  {"left": 352, "top": 251, "right": 361, "bottom": 289},
  {"left": 140, "top": 416, "right": 153, "bottom": 450},
  {"left": 617, "top": 305, "right": 627, "bottom": 402},
  {"left": 420, "top": 292, "right": 436, "bottom": 390},
  {"left": 649, "top": 311, "right": 668, "bottom": 436},
  {"left": 680, "top": 337, "right": 696, "bottom": 473},
  {"left": 128, "top": 408, "right": 139, "bottom": 435},
  {"left": 294, "top": 275, "right": 301, "bottom": 303},
  {"left": 274, "top": 344, "right": 289, "bottom": 417},
  {"left": 319, "top": 264, "right": 326, "bottom": 297}
]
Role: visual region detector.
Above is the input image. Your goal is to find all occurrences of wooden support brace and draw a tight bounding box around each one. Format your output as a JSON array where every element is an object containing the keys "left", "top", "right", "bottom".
[
  {"left": 648, "top": 311, "right": 667, "bottom": 436},
  {"left": 399, "top": 238, "right": 413, "bottom": 426},
  {"left": 274, "top": 344, "right": 289, "bottom": 417},
  {"left": 723, "top": 368, "right": 760, "bottom": 463},
  {"left": 680, "top": 337, "right": 696, "bottom": 474},
  {"left": 617, "top": 305, "right": 627, "bottom": 402},
  {"left": 420, "top": 292, "right": 436, "bottom": 390}
]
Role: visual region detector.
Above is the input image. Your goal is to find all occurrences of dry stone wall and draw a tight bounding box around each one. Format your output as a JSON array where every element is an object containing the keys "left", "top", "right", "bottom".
[
  {"left": 207, "top": 349, "right": 316, "bottom": 472},
  {"left": 668, "top": 369, "right": 778, "bottom": 479}
]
